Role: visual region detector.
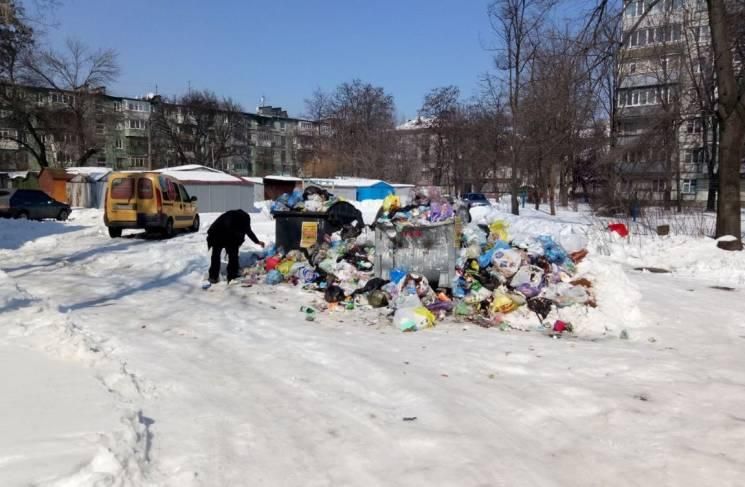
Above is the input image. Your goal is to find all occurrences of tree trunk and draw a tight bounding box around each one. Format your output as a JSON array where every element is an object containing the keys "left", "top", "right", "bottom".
[
  {"left": 559, "top": 156, "right": 569, "bottom": 207},
  {"left": 705, "top": 118, "right": 718, "bottom": 211},
  {"left": 510, "top": 144, "right": 519, "bottom": 215},
  {"left": 549, "top": 161, "right": 557, "bottom": 216},
  {"left": 708, "top": 0, "right": 743, "bottom": 248},
  {"left": 715, "top": 119, "right": 744, "bottom": 243}
]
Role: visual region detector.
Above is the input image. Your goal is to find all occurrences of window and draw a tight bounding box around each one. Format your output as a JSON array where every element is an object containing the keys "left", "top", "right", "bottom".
[
  {"left": 127, "top": 119, "right": 146, "bottom": 130},
  {"left": 51, "top": 93, "right": 73, "bottom": 104},
  {"left": 111, "top": 178, "right": 134, "bottom": 199},
  {"left": 130, "top": 156, "right": 146, "bottom": 167},
  {"left": 672, "top": 24, "right": 681, "bottom": 41},
  {"left": 96, "top": 123, "right": 105, "bottom": 135},
  {"left": 0, "top": 128, "right": 15, "bottom": 139},
  {"left": 178, "top": 185, "right": 190, "bottom": 202},
  {"left": 0, "top": 109, "right": 11, "bottom": 118},
  {"left": 280, "top": 121, "right": 286, "bottom": 130},
  {"left": 280, "top": 135, "right": 286, "bottom": 146},
  {"left": 681, "top": 179, "right": 698, "bottom": 194},
  {"left": 126, "top": 102, "right": 148, "bottom": 112},
  {"left": 114, "top": 102, "right": 122, "bottom": 111},
  {"left": 629, "top": 63, "right": 637, "bottom": 74},
  {"left": 281, "top": 150, "right": 286, "bottom": 163},
  {"left": 656, "top": 26, "right": 665, "bottom": 43},
  {"left": 687, "top": 119, "right": 703, "bottom": 134},
  {"left": 137, "top": 178, "right": 153, "bottom": 199},
  {"left": 115, "top": 138, "right": 123, "bottom": 149},
  {"left": 652, "top": 179, "right": 665, "bottom": 192}
]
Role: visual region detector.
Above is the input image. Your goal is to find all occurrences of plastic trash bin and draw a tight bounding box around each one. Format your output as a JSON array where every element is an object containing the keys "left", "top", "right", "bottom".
[
  {"left": 374, "top": 220, "right": 458, "bottom": 288},
  {"left": 272, "top": 211, "right": 330, "bottom": 251}
]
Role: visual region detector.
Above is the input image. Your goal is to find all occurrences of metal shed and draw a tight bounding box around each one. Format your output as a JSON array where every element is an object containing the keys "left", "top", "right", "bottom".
[
  {"left": 263, "top": 175, "right": 302, "bottom": 200},
  {"left": 304, "top": 178, "right": 394, "bottom": 201},
  {"left": 157, "top": 165, "right": 255, "bottom": 213}
]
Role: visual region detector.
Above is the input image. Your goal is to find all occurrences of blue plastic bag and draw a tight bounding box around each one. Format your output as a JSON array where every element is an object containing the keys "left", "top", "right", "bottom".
[
  {"left": 536, "top": 235, "right": 568, "bottom": 264},
  {"left": 287, "top": 189, "right": 304, "bottom": 209},
  {"left": 479, "top": 248, "right": 497, "bottom": 269},
  {"left": 265, "top": 270, "right": 284, "bottom": 285},
  {"left": 390, "top": 268, "right": 407, "bottom": 284}
]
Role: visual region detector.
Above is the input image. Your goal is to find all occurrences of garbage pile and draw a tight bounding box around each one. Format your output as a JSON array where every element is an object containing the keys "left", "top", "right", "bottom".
[
  {"left": 374, "top": 189, "right": 456, "bottom": 228},
  {"left": 271, "top": 186, "right": 339, "bottom": 213},
  {"left": 247, "top": 189, "right": 595, "bottom": 336},
  {"left": 449, "top": 218, "right": 594, "bottom": 332}
]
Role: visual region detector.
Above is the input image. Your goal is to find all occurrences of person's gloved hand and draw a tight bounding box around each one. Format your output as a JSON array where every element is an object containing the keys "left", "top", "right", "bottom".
[{"left": 258, "top": 241, "right": 266, "bottom": 248}]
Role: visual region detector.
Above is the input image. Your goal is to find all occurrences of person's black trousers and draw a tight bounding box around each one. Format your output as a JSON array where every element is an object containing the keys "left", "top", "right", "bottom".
[{"left": 209, "top": 243, "right": 241, "bottom": 282}]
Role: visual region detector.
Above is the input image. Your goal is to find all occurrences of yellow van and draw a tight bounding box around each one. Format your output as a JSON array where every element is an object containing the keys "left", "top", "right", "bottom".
[{"left": 104, "top": 172, "right": 199, "bottom": 238}]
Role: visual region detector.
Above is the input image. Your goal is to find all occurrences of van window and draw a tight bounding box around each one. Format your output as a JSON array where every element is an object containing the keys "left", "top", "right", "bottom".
[
  {"left": 137, "top": 178, "right": 153, "bottom": 199},
  {"left": 111, "top": 178, "right": 134, "bottom": 199},
  {"left": 178, "top": 185, "right": 190, "bottom": 202}
]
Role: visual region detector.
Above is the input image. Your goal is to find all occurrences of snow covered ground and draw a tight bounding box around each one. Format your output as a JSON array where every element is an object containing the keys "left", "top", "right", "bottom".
[{"left": 1, "top": 206, "right": 745, "bottom": 486}]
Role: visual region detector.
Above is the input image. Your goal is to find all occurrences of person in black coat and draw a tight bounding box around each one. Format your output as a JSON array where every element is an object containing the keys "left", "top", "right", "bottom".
[{"left": 207, "top": 209, "right": 265, "bottom": 283}]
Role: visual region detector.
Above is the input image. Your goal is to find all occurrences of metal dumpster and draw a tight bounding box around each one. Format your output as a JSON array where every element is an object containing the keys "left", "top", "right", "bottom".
[
  {"left": 272, "top": 211, "right": 330, "bottom": 251},
  {"left": 374, "top": 220, "right": 458, "bottom": 288}
]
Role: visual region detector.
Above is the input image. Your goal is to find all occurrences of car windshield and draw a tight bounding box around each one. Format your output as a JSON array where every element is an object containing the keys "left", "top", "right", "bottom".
[{"left": 467, "top": 194, "right": 487, "bottom": 201}]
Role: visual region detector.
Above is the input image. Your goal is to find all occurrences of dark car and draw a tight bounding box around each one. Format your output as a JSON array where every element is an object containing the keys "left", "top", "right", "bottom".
[
  {"left": 0, "top": 189, "right": 72, "bottom": 221},
  {"left": 462, "top": 192, "right": 490, "bottom": 208}
]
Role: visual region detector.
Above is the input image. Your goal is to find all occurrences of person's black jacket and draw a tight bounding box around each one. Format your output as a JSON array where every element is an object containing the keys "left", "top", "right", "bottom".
[{"left": 207, "top": 209, "right": 261, "bottom": 249}]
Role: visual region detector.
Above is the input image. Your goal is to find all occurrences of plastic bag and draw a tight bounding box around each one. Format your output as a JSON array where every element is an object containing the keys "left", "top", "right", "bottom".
[
  {"left": 304, "top": 194, "right": 324, "bottom": 212},
  {"left": 287, "top": 189, "right": 304, "bottom": 209},
  {"left": 511, "top": 265, "right": 544, "bottom": 289},
  {"left": 541, "top": 283, "right": 590, "bottom": 307},
  {"left": 382, "top": 194, "right": 401, "bottom": 212},
  {"left": 462, "top": 223, "right": 488, "bottom": 246},
  {"left": 492, "top": 248, "right": 523, "bottom": 278},
  {"left": 390, "top": 268, "right": 407, "bottom": 284},
  {"left": 276, "top": 259, "right": 295, "bottom": 276},
  {"left": 490, "top": 290, "right": 518, "bottom": 314},
  {"left": 264, "top": 256, "right": 281, "bottom": 272},
  {"left": 265, "top": 270, "right": 283, "bottom": 285},
  {"left": 488, "top": 220, "right": 509, "bottom": 241},
  {"left": 536, "top": 235, "right": 568, "bottom": 264},
  {"left": 395, "top": 306, "right": 435, "bottom": 332}
]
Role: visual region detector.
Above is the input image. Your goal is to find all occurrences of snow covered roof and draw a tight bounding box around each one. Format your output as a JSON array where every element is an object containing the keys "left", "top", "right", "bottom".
[
  {"left": 396, "top": 117, "right": 435, "bottom": 131},
  {"left": 66, "top": 166, "right": 112, "bottom": 181},
  {"left": 155, "top": 165, "right": 249, "bottom": 185},
  {"left": 263, "top": 175, "right": 302, "bottom": 182},
  {"left": 305, "top": 177, "right": 391, "bottom": 188},
  {"left": 391, "top": 183, "right": 415, "bottom": 188},
  {"left": 243, "top": 177, "right": 264, "bottom": 184}
]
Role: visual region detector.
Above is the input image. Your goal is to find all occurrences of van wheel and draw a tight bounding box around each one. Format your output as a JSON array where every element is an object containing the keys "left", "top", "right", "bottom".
[
  {"left": 190, "top": 214, "right": 200, "bottom": 232},
  {"left": 57, "top": 209, "right": 70, "bottom": 221},
  {"left": 164, "top": 218, "right": 175, "bottom": 238},
  {"left": 108, "top": 227, "right": 122, "bottom": 238}
]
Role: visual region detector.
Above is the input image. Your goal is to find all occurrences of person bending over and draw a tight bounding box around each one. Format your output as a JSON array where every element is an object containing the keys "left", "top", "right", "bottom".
[{"left": 207, "top": 209, "right": 265, "bottom": 283}]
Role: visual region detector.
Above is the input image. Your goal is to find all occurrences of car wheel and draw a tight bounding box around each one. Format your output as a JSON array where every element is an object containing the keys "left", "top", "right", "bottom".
[
  {"left": 57, "top": 209, "right": 70, "bottom": 221},
  {"left": 190, "top": 214, "right": 200, "bottom": 232},
  {"left": 164, "top": 218, "right": 175, "bottom": 238},
  {"left": 108, "top": 227, "right": 123, "bottom": 238},
  {"left": 16, "top": 211, "right": 28, "bottom": 220}
]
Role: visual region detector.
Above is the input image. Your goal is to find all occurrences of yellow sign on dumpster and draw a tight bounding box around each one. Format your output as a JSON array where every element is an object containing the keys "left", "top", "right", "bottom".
[{"left": 300, "top": 221, "right": 318, "bottom": 248}]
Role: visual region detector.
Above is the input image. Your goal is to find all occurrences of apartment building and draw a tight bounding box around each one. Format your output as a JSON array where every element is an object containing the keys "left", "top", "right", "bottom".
[
  {"left": 0, "top": 88, "right": 317, "bottom": 176},
  {"left": 616, "top": 0, "right": 715, "bottom": 203}
]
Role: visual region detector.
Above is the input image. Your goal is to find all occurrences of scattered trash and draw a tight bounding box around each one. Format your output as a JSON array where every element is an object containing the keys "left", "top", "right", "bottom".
[
  {"left": 402, "top": 417, "right": 417, "bottom": 422},
  {"left": 608, "top": 223, "right": 629, "bottom": 238},
  {"left": 619, "top": 329, "right": 629, "bottom": 340}
]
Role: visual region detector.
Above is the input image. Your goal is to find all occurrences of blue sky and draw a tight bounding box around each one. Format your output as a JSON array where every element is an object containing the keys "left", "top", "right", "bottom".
[{"left": 44, "top": 0, "right": 589, "bottom": 120}]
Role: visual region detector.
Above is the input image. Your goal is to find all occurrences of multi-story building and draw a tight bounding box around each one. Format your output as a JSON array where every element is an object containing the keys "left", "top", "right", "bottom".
[
  {"left": 616, "top": 0, "right": 715, "bottom": 204},
  {"left": 0, "top": 88, "right": 318, "bottom": 176}
]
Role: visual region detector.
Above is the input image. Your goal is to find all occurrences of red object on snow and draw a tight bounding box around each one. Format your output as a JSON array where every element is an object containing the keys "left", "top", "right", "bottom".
[
  {"left": 608, "top": 223, "right": 629, "bottom": 237},
  {"left": 553, "top": 320, "right": 569, "bottom": 333},
  {"left": 264, "top": 256, "right": 281, "bottom": 271}
]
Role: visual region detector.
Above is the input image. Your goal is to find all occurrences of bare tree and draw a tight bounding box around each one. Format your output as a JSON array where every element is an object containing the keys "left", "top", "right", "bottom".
[
  {"left": 707, "top": 0, "right": 744, "bottom": 247},
  {"left": 488, "top": 0, "right": 556, "bottom": 215},
  {"left": 151, "top": 89, "right": 248, "bottom": 170},
  {"left": 314, "top": 79, "right": 397, "bottom": 179}
]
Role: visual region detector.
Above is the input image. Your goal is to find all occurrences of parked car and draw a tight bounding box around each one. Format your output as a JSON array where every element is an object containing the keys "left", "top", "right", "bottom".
[
  {"left": 462, "top": 192, "right": 491, "bottom": 209},
  {"left": 0, "top": 189, "right": 71, "bottom": 221},
  {"left": 104, "top": 171, "right": 199, "bottom": 238}
]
